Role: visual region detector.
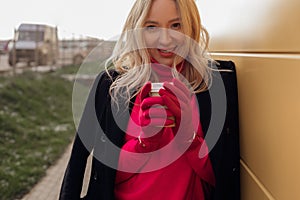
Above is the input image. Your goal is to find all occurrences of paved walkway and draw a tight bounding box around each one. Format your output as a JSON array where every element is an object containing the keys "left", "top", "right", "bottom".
[
  {"left": 21, "top": 143, "right": 92, "bottom": 200},
  {"left": 0, "top": 54, "right": 59, "bottom": 75}
]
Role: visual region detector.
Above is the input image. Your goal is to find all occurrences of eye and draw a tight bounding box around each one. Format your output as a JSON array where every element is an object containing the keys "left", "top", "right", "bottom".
[
  {"left": 145, "top": 25, "right": 158, "bottom": 32},
  {"left": 171, "top": 23, "right": 181, "bottom": 30}
]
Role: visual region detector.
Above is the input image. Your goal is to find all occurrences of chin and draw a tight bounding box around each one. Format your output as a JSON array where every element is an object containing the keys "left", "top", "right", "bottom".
[{"left": 153, "top": 58, "right": 174, "bottom": 67}]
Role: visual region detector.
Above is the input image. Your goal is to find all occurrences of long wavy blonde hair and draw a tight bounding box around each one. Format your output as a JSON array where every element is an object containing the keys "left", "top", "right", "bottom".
[{"left": 106, "top": 0, "right": 213, "bottom": 107}]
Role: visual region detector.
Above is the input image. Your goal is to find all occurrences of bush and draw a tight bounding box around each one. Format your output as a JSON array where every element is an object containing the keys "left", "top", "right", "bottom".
[{"left": 0, "top": 70, "right": 75, "bottom": 200}]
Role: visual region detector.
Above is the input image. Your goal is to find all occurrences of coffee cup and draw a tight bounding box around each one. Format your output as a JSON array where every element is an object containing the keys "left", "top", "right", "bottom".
[
  {"left": 150, "top": 82, "right": 175, "bottom": 127},
  {"left": 149, "top": 82, "right": 164, "bottom": 96}
]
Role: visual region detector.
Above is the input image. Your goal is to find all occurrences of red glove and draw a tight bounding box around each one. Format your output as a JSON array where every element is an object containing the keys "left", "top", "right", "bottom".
[
  {"left": 139, "top": 82, "right": 175, "bottom": 140},
  {"left": 159, "top": 78, "right": 197, "bottom": 145}
]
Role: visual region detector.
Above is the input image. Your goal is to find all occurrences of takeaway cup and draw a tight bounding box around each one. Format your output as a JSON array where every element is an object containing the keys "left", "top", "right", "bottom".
[{"left": 150, "top": 82, "right": 175, "bottom": 127}]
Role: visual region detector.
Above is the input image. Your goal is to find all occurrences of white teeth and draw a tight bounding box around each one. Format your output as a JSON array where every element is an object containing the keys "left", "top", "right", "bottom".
[{"left": 161, "top": 49, "right": 171, "bottom": 53}]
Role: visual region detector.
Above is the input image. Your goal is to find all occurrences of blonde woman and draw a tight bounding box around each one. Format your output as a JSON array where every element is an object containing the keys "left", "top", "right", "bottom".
[{"left": 60, "top": 0, "right": 240, "bottom": 199}]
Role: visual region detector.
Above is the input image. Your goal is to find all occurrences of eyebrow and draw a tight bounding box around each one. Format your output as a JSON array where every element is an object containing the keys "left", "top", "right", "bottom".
[{"left": 144, "top": 18, "right": 181, "bottom": 25}]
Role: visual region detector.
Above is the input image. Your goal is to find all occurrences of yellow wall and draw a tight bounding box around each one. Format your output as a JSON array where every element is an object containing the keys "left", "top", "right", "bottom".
[{"left": 198, "top": 0, "right": 300, "bottom": 199}]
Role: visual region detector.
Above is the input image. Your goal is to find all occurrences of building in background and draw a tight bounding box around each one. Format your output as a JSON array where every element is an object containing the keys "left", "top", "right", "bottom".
[
  {"left": 58, "top": 38, "right": 102, "bottom": 66},
  {"left": 0, "top": 40, "right": 10, "bottom": 55}
]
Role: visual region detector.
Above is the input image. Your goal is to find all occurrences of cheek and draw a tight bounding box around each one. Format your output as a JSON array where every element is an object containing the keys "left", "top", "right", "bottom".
[
  {"left": 173, "top": 33, "right": 188, "bottom": 57},
  {"left": 143, "top": 33, "right": 159, "bottom": 48},
  {"left": 171, "top": 31, "right": 185, "bottom": 45}
]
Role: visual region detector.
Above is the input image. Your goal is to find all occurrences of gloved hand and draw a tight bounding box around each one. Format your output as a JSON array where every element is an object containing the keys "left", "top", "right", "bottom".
[
  {"left": 139, "top": 82, "right": 175, "bottom": 140},
  {"left": 159, "top": 78, "right": 198, "bottom": 146}
]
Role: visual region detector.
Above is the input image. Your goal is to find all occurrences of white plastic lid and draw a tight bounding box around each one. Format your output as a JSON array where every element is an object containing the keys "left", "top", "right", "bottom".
[{"left": 151, "top": 82, "right": 164, "bottom": 93}]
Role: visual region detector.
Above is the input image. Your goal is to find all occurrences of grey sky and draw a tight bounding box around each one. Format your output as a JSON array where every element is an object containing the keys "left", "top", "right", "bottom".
[
  {"left": 1, "top": 0, "right": 227, "bottom": 41},
  {"left": 1, "top": 0, "right": 135, "bottom": 40}
]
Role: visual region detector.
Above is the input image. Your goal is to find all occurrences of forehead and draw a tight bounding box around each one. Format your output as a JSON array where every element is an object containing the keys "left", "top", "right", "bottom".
[{"left": 146, "top": 0, "right": 180, "bottom": 21}]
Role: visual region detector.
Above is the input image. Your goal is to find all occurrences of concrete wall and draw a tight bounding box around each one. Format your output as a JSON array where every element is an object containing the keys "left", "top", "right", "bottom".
[{"left": 198, "top": 0, "right": 300, "bottom": 199}]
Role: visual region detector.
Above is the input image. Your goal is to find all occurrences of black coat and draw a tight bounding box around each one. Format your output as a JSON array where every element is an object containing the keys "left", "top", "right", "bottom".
[{"left": 59, "top": 61, "right": 240, "bottom": 200}]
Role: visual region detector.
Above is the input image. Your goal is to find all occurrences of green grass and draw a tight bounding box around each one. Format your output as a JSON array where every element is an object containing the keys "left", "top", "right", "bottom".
[
  {"left": 54, "top": 64, "right": 80, "bottom": 75},
  {"left": 0, "top": 67, "right": 78, "bottom": 200}
]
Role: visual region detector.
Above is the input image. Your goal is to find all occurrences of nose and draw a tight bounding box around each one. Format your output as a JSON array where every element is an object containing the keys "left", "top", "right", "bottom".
[{"left": 158, "top": 28, "right": 172, "bottom": 47}]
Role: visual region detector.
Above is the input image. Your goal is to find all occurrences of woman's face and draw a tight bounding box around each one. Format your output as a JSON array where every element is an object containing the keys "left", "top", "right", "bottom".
[{"left": 143, "top": 0, "right": 185, "bottom": 66}]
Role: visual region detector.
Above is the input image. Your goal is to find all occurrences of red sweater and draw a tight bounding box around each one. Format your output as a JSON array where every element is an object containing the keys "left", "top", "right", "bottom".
[{"left": 114, "top": 61, "right": 215, "bottom": 199}]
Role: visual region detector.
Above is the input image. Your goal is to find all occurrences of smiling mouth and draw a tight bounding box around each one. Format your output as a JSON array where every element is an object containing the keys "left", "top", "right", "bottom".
[
  {"left": 157, "top": 47, "right": 177, "bottom": 57},
  {"left": 159, "top": 49, "right": 172, "bottom": 53},
  {"left": 158, "top": 47, "right": 176, "bottom": 53}
]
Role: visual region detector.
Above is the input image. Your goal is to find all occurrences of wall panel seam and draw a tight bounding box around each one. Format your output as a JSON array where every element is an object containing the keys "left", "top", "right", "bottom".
[
  {"left": 210, "top": 52, "right": 300, "bottom": 60},
  {"left": 240, "top": 159, "right": 276, "bottom": 200}
]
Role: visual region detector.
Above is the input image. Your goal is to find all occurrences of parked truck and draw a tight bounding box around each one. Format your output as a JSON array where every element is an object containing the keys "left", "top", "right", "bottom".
[{"left": 9, "top": 23, "right": 59, "bottom": 66}]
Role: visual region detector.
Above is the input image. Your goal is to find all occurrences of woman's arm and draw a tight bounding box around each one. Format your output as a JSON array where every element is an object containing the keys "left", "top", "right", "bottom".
[
  {"left": 59, "top": 134, "right": 90, "bottom": 200},
  {"left": 184, "top": 136, "right": 216, "bottom": 187},
  {"left": 59, "top": 71, "right": 114, "bottom": 199}
]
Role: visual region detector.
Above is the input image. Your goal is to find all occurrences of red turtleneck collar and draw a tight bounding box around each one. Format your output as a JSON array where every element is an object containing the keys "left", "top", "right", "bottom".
[{"left": 150, "top": 57, "right": 184, "bottom": 82}]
